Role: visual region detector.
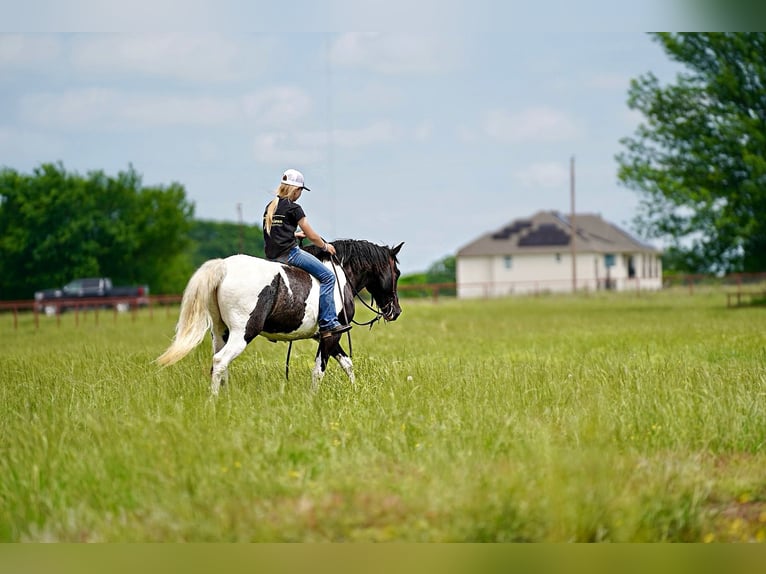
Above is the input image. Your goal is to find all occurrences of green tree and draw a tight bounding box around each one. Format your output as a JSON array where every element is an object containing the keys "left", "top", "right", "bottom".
[
  {"left": 425, "top": 254, "right": 456, "bottom": 284},
  {"left": 617, "top": 33, "right": 766, "bottom": 274},
  {"left": 0, "top": 163, "right": 194, "bottom": 299},
  {"left": 188, "top": 219, "right": 265, "bottom": 269}
]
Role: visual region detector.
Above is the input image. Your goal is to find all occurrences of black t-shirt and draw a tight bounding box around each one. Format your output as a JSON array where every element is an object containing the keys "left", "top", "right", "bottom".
[{"left": 263, "top": 198, "right": 306, "bottom": 260}]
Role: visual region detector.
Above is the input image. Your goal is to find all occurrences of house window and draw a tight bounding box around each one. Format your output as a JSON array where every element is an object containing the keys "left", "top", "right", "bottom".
[{"left": 503, "top": 255, "right": 512, "bottom": 269}]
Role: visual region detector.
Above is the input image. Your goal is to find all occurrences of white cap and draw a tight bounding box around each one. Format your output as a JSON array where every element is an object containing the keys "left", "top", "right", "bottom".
[{"left": 281, "top": 168, "right": 310, "bottom": 190}]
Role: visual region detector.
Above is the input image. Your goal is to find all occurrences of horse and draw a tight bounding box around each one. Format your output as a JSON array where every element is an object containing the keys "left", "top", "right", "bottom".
[{"left": 156, "top": 239, "right": 404, "bottom": 394}]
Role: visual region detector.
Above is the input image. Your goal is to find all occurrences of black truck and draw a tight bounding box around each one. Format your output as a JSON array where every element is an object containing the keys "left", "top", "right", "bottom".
[{"left": 34, "top": 277, "right": 150, "bottom": 314}]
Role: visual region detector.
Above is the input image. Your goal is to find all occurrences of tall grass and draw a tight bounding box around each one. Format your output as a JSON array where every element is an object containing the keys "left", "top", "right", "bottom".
[{"left": 1, "top": 292, "right": 764, "bottom": 541}]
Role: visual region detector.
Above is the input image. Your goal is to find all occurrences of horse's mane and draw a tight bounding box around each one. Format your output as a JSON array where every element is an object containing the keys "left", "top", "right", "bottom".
[{"left": 303, "top": 239, "right": 395, "bottom": 278}]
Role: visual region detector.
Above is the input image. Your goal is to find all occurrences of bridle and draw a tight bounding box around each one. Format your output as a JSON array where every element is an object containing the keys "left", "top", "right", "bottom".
[
  {"left": 331, "top": 254, "right": 397, "bottom": 327},
  {"left": 284, "top": 252, "right": 398, "bottom": 379}
]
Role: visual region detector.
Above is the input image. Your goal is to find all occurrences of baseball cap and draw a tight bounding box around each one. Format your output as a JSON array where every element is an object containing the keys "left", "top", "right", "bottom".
[{"left": 281, "top": 168, "right": 310, "bottom": 190}]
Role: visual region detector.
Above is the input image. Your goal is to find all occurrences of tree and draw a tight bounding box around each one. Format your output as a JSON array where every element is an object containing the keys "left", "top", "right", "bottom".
[
  {"left": 188, "top": 219, "right": 265, "bottom": 269},
  {"left": 426, "top": 255, "right": 456, "bottom": 284},
  {"left": 617, "top": 33, "right": 766, "bottom": 274},
  {"left": 0, "top": 163, "right": 194, "bottom": 299}
]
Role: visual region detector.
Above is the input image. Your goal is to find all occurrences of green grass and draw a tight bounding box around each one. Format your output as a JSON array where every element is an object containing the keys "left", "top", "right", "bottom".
[{"left": 1, "top": 292, "right": 765, "bottom": 542}]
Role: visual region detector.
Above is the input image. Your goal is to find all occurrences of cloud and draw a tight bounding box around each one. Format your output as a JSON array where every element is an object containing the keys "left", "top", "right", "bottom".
[
  {"left": 482, "top": 106, "right": 581, "bottom": 143},
  {"left": 0, "top": 125, "right": 65, "bottom": 162},
  {"left": 19, "top": 86, "right": 313, "bottom": 131},
  {"left": 513, "top": 161, "right": 570, "bottom": 189},
  {"left": 329, "top": 121, "right": 399, "bottom": 147},
  {"left": 335, "top": 81, "right": 404, "bottom": 111},
  {"left": 587, "top": 73, "right": 631, "bottom": 91},
  {"left": 242, "top": 88, "right": 313, "bottom": 127},
  {"left": 328, "top": 33, "right": 457, "bottom": 74},
  {"left": 621, "top": 108, "right": 645, "bottom": 130},
  {"left": 0, "top": 34, "right": 62, "bottom": 68},
  {"left": 413, "top": 121, "right": 432, "bottom": 142},
  {"left": 3, "top": 1, "right": 232, "bottom": 33},
  {"left": 0, "top": 34, "right": 271, "bottom": 82},
  {"left": 68, "top": 34, "right": 267, "bottom": 83},
  {"left": 252, "top": 120, "right": 401, "bottom": 165},
  {"left": 20, "top": 89, "right": 235, "bottom": 129}
]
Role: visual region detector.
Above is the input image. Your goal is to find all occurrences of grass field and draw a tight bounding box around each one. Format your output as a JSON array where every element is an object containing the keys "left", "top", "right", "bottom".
[{"left": 1, "top": 291, "right": 765, "bottom": 542}]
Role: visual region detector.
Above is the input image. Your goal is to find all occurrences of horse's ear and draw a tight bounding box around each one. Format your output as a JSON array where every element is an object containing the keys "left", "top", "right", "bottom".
[{"left": 391, "top": 242, "right": 404, "bottom": 256}]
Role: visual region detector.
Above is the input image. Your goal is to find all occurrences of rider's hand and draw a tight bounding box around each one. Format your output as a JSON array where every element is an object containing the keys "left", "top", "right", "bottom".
[
  {"left": 294, "top": 230, "right": 306, "bottom": 239},
  {"left": 324, "top": 242, "right": 337, "bottom": 256}
]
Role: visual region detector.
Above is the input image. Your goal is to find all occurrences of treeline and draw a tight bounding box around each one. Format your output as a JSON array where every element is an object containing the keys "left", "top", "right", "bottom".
[
  {"left": 0, "top": 162, "right": 452, "bottom": 301},
  {"left": 0, "top": 163, "right": 265, "bottom": 300},
  {"left": 398, "top": 255, "right": 456, "bottom": 297}
]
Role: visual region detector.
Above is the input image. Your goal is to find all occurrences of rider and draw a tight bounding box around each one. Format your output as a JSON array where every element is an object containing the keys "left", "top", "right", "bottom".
[{"left": 262, "top": 168, "right": 351, "bottom": 336}]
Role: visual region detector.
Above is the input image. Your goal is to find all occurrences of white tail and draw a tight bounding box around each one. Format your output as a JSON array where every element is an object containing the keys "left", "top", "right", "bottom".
[{"left": 156, "top": 259, "right": 227, "bottom": 367}]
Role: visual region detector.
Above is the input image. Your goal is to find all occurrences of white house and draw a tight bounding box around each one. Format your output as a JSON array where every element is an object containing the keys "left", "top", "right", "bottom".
[{"left": 456, "top": 210, "right": 662, "bottom": 298}]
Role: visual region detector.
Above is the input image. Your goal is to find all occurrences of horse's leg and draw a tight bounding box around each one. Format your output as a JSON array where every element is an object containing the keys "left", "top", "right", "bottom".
[
  {"left": 210, "top": 330, "right": 247, "bottom": 395},
  {"left": 330, "top": 342, "right": 355, "bottom": 387},
  {"left": 208, "top": 297, "right": 229, "bottom": 388},
  {"left": 209, "top": 283, "right": 277, "bottom": 396},
  {"left": 211, "top": 327, "right": 227, "bottom": 354},
  {"left": 311, "top": 333, "right": 339, "bottom": 392},
  {"left": 211, "top": 325, "right": 229, "bottom": 385}
]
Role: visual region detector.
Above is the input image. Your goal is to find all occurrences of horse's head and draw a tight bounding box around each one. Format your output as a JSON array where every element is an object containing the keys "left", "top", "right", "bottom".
[
  {"left": 305, "top": 239, "right": 405, "bottom": 322},
  {"left": 365, "top": 241, "right": 404, "bottom": 322}
]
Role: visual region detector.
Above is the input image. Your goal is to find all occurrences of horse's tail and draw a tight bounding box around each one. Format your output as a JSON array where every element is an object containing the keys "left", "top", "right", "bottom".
[{"left": 156, "top": 258, "right": 227, "bottom": 367}]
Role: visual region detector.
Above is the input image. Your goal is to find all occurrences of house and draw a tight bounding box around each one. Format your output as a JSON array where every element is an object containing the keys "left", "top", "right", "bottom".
[{"left": 456, "top": 210, "right": 662, "bottom": 298}]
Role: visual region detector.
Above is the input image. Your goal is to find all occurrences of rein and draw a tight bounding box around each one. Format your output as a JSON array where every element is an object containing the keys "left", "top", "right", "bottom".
[{"left": 283, "top": 249, "right": 395, "bottom": 380}]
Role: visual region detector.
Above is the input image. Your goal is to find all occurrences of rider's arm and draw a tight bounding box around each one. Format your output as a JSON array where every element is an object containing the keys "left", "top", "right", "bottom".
[{"left": 297, "top": 217, "right": 336, "bottom": 255}]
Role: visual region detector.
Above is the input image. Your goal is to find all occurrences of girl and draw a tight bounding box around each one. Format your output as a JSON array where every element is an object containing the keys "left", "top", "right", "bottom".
[{"left": 262, "top": 169, "right": 351, "bottom": 336}]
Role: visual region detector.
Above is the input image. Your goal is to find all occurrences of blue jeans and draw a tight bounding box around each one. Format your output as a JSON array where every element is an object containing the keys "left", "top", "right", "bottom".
[{"left": 286, "top": 246, "right": 340, "bottom": 330}]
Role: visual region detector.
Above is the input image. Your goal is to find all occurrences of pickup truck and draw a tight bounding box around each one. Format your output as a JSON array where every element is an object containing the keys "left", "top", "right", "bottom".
[{"left": 34, "top": 277, "right": 150, "bottom": 315}]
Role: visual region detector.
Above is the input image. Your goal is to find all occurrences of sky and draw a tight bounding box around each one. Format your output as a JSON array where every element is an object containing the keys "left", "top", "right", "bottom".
[{"left": 0, "top": 2, "right": 709, "bottom": 275}]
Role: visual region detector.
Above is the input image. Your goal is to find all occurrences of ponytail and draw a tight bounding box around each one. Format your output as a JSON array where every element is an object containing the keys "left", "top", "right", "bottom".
[
  {"left": 264, "top": 183, "right": 301, "bottom": 234},
  {"left": 264, "top": 197, "right": 279, "bottom": 234}
]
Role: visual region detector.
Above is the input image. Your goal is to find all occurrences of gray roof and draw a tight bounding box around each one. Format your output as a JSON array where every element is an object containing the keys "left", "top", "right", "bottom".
[{"left": 457, "top": 210, "right": 660, "bottom": 257}]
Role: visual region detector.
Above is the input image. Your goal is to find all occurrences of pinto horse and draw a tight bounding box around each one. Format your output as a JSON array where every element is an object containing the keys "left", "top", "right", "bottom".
[{"left": 156, "top": 239, "right": 404, "bottom": 394}]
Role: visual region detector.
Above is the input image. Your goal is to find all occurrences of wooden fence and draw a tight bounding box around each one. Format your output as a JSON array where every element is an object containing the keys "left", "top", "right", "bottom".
[
  {"left": 0, "top": 295, "right": 182, "bottom": 330},
  {"left": 3, "top": 272, "right": 766, "bottom": 329}
]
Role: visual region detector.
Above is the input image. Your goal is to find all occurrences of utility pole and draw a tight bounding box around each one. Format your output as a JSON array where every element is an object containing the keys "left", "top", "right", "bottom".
[
  {"left": 570, "top": 156, "right": 576, "bottom": 293},
  {"left": 237, "top": 203, "right": 244, "bottom": 254}
]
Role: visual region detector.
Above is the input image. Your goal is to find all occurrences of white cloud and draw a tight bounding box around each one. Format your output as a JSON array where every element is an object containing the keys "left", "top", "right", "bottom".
[
  {"left": 252, "top": 120, "right": 401, "bottom": 165},
  {"left": 69, "top": 34, "right": 265, "bottom": 83},
  {"left": 335, "top": 81, "right": 404, "bottom": 111},
  {"left": 329, "top": 121, "right": 399, "bottom": 147},
  {"left": 20, "top": 89, "right": 238, "bottom": 129},
  {"left": 483, "top": 106, "right": 581, "bottom": 143},
  {"left": 241, "top": 87, "right": 312, "bottom": 127},
  {"left": 513, "top": 161, "right": 570, "bottom": 189},
  {"left": 587, "top": 73, "right": 630, "bottom": 91},
  {"left": 252, "top": 132, "right": 325, "bottom": 165},
  {"left": 621, "top": 108, "right": 645, "bottom": 130},
  {"left": 329, "top": 33, "right": 456, "bottom": 74},
  {"left": 0, "top": 125, "right": 65, "bottom": 161},
  {"left": 18, "top": 86, "right": 313, "bottom": 131},
  {"left": 3, "top": 1, "right": 230, "bottom": 33},
  {"left": 413, "top": 121, "right": 432, "bottom": 142},
  {"left": 0, "top": 35, "right": 62, "bottom": 68}
]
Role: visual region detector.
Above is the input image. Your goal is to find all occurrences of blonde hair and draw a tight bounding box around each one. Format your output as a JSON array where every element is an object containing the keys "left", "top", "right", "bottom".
[{"left": 264, "top": 183, "right": 302, "bottom": 234}]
